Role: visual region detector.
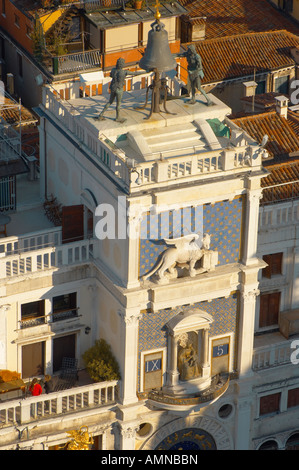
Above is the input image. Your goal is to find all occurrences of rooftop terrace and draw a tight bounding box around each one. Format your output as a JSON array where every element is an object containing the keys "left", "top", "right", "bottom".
[{"left": 39, "top": 75, "right": 265, "bottom": 192}]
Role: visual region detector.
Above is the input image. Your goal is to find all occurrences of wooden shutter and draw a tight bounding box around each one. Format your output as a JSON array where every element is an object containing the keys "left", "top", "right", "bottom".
[
  {"left": 288, "top": 388, "right": 299, "bottom": 408},
  {"left": 62, "top": 205, "right": 84, "bottom": 244},
  {"left": 259, "top": 292, "right": 280, "bottom": 327},
  {"left": 260, "top": 392, "right": 281, "bottom": 415},
  {"left": 262, "top": 254, "right": 272, "bottom": 278},
  {"left": 271, "top": 252, "right": 283, "bottom": 276},
  {"left": 22, "top": 342, "right": 45, "bottom": 378}
]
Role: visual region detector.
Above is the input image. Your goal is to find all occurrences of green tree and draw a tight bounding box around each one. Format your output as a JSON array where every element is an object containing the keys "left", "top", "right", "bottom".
[{"left": 82, "top": 339, "right": 121, "bottom": 382}]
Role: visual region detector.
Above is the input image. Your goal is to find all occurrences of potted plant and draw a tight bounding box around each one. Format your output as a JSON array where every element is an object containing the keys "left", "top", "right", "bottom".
[{"left": 82, "top": 339, "right": 121, "bottom": 382}]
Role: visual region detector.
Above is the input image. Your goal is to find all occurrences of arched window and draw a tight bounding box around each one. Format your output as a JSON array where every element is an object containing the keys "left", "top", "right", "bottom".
[
  {"left": 285, "top": 433, "right": 299, "bottom": 450},
  {"left": 258, "top": 440, "right": 278, "bottom": 450}
]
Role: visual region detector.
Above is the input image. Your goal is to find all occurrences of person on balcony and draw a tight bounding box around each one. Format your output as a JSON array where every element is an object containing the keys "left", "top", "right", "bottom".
[
  {"left": 29, "top": 378, "right": 43, "bottom": 396},
  {"left": 44, "top": 375, "right": 56, "bottom": 394}
]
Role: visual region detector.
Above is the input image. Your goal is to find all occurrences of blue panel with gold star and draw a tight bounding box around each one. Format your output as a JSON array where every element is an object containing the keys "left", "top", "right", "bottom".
[
  {"left": 155, "top": 428, "right": 217, "bottom": 450},
  {"left": 139, "top": 196, "right": 243, "bottom": 277}
]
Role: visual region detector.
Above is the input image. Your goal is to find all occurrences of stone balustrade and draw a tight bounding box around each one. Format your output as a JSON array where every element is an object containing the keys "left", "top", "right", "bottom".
[
  {"left": 0, "top": 227, "right": 62, "bottom": 258},
  {"left": 252, "top": 339, "right": 294, "bottom": 370},
  {"left": 0, "top": 237, "right": 98, "bottom": 279},
  {"left": 0, "top": 380, "right": 118, "bottom": 427}
]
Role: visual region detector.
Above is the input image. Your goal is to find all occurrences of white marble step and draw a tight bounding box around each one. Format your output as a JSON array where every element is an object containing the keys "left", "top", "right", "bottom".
[{"left": 143, "top": 123, "right": 206, "bottom": 152}]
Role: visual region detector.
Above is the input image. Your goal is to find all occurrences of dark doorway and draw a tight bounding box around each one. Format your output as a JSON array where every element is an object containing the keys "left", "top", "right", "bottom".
[{"left": 53, "top": 334, "right": 76, "bottom": 372}]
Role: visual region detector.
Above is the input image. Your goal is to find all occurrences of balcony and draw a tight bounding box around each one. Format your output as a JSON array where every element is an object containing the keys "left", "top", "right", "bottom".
[
  {"left": 144, "top": 373, "right": 230, "bottom": 411},
  {"left": 19, "top": 309, "right": 80, "bottom": 330},
  {"left": 252, "top": 332, "right": 296, "bottom": 370},
  {"left": 0, "top": 234, "right": 98, "bottom": 280},
  {"left": 0, "top": 379, "right": 118, "bottom": 428}
]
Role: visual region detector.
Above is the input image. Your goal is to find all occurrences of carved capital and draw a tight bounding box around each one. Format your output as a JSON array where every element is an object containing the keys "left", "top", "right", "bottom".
[
  {"left": 247, "top": 191, "right": 263, "bottom": 205},
  {"left": 242, "top": 289, "right": 260, "bottom": 302},
  {"left": 118, "top": 310, "right": 142, "bottom": 325},
  {"left": 118, "top": 422, "right": 139, "bottom": 439}
]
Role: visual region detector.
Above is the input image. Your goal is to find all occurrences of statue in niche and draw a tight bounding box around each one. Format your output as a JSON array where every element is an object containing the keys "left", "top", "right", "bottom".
[
  {"left": 141, "top": 233, "right": 218, "bottom": 284},
  {"left": 178, "top": 333, "right": 200, "bottom": 381},
  {"left": 96, "top": 57, "right": 143, "bottom": 123},
  {"left": 177, "top": 45, "right": 212, "bottom": 106}
]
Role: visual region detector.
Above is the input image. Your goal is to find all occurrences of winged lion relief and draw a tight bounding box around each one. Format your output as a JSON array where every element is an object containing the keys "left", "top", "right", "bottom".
[{"left": 141, "top": 233, "right": 218, "bottom": 285}]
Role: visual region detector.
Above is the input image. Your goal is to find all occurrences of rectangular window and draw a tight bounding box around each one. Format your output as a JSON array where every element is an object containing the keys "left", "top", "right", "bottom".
[
  {"left": 2, "top": 0, "right": 5, "bottom": 15},
  {"left": 260, "top": 392, "right": 281, "bottom": 415},
  {"left": 52, "top": 292, "right": 77, "bottom": 321},
  {"left": 21, "top": 300, "right": 45, "bottom": 328},
  {"left": 288, "top": 388, "right": 299, "bottom": 408},
  {"left": 262, "top": 253, "right": 283, "bottom": 278},
  {"left": 259, "top": 292, "right": 281, "bottom": 327},
  {"left": 274, "top": 75, "right": 289, "bottom": 94},
  {"left": 256, "top": 80, "right": 266, "bottom": 95}
]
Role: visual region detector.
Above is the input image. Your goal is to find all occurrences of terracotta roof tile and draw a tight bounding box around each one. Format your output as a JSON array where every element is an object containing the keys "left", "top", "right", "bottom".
[
  {"left": 191, "top": 30, "right": 299, "bottom": 83},
  {"left": 179, "top": 0, "right": 299, "bottom": 39},
  {"left": 260, "top": 161, "right": 299, "bottom": 203}
]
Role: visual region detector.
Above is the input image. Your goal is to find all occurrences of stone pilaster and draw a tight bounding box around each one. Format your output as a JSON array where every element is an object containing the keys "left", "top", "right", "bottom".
[
  {"left": 242, "top": 190, "right": 263, "bottom": 265},
  {"left": 118, "top": 309, "right": 142, "bottom": 405}
]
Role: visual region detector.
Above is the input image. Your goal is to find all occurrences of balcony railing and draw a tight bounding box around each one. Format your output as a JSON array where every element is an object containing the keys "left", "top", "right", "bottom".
[
  {"left": 42, "top": 83, "right": 263, "bottom": 192},
  {"left": 259, "top": 199, "right": 299, "bottom": 231},
  {"left": 0, "top": 380, "right": 118, "bottom": 427},
  {"left": 51, "top": 308, "right": 79, "bottom": 322},
  {"left": 147, "top": 373, "right": 230, "bottom": 409},
  {"left": 252, "top": 338, "right": 294, "bottom": 370},
  {"left": 19, "top": 315, "right": 46, "bottom": 329},
  {"left": 19, "top": 309, "right": 80, "bottom": 329},
  {"left": 0, "top": 238, "right": 98, "bottom": 279},
  {"left": 0, "top": 227, "right": 62, "bottom": 257},
  {"left": 51, "top": 49, "right": 102, "bottom": 75}
]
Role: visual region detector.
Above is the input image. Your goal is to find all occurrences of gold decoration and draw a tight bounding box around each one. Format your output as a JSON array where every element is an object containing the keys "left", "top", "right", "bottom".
[
  {"left": 66, "top": 426, "right": 94, "bottom": 450},
  {"left": 154, "top": 0, "right": 161, "bottom": 20}
]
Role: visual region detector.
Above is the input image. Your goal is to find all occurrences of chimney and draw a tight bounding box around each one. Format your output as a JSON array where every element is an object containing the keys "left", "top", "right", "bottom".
[
  {"left": 243, "top": 81, "right": 257, "bottom": 113},
  {"left": 275, "top": 95, "right": 289, "bottom": 119}
]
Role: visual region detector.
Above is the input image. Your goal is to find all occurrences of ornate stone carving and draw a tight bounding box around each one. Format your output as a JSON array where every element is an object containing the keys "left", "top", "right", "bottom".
[
  {"left": 140, "top": 415, "right": 232, "bottom": 450},
  {"left": 141, "top": 233, "right": 218, "bottom": 284}
]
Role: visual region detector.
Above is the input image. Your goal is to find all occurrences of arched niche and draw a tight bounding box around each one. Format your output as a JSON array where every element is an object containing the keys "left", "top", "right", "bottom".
[{"left": 166, "top": 308, "right": 213, "bottom": 389}]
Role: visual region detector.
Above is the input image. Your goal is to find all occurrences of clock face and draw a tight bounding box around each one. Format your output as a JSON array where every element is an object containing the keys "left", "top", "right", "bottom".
[{"left": 156, "top": 428, "right": 217, "bottom": 450}]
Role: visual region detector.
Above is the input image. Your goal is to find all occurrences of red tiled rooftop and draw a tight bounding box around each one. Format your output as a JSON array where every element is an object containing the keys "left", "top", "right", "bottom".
[
  {"left": 179, "top": 0, "right": 299, "bottom": 39},
  {"left": 232, "top": 110, "right": 299, "bottom": 161},
  {"left": 192, "top": 30, "right": 299, "bottom": 83},
  {"left": 260, "top": 160, "right": 299, "bottom": 204}
]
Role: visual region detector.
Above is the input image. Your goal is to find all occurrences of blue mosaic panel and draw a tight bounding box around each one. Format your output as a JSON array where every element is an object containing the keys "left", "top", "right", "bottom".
[
  {"left": 139, "top": 197, "right": 243, "bottom": 277},
  {"left": 137, "top": 294, "right": 238, "bottom": 391},
  {"left": 138, "top": 294, "right": 238, "bottom": 353},
  {"left": 139, "top": 206, "right": 203, "bottom": 277}
]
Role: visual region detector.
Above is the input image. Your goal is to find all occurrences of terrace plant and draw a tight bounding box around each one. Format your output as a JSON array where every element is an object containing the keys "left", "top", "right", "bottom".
[{"left": 82, "top": 339, "right": 121, "bottom": 382}]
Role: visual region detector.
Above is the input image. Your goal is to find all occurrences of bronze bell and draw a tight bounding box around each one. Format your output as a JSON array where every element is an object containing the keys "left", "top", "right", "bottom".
[{"left": 139, "top": 19, "right": 177, "bottom": 73}]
